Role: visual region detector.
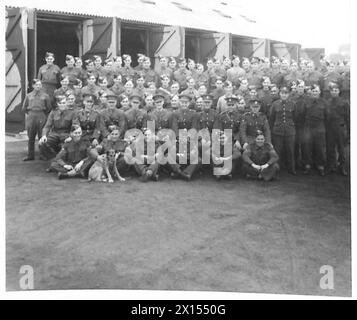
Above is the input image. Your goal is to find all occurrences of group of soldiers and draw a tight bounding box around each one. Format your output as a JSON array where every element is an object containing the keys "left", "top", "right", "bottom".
[{"left": 21, "top": 51, "right": 350, "bottom": 182}]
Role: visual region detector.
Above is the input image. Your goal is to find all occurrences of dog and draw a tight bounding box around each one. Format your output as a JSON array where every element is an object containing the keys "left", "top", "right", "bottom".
[{"left": 88, "top": 149, "right": 125, "bottom": 183}]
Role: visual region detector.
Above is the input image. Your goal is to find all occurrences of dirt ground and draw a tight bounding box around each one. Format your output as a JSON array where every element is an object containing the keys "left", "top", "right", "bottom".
[{"left": 5, "top": 140, "right": 351, "bottom": 296}]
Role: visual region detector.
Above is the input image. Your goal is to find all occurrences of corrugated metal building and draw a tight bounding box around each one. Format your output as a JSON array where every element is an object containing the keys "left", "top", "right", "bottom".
[{"left": 6, "top": 0, "right": 305, "bottom": 132}]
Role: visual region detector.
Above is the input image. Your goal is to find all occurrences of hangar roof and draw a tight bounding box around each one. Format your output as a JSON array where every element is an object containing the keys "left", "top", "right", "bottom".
[{"left": 5, "top": 0, "right": 298, "bottom": 43}]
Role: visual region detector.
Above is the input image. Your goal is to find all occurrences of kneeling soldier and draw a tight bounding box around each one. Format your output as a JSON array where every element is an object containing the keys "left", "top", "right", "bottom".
[{"left": 242, "top": 130, "right": 280, "bottom": 181}]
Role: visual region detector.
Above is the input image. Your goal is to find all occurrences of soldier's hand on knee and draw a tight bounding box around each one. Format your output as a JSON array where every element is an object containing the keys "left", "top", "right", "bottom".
[{"left": 64, "top": 164, "right": 74, "bottom": 171}]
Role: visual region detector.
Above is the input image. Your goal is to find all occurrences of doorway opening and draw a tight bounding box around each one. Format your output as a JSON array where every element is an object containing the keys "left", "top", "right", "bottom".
[
  {"left": 121, "top": 25, "right": 148, "bottom": 67},
  {"left": 36, "top": 19, "right": 81, "bottom": 69}
]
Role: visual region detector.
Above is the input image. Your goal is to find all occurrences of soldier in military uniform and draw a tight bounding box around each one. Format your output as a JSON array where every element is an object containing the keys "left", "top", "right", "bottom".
[
  {"left": 81, "top": 74, "right": 101, "bottom": 99},
  {"left": 49, "top": 125, "right": 94, "bottom": 179},
  {"left": 211, "top": 130, "right": 241, "bottom": 180},
  {"left": 60, "top": 55, "right": 81, "bottom": 87},
  {"left": 110, "top": 74, "right": 125, "bottom": 96},
  {"left": 125, "top": 95, "right": 147, "bottom": 130},
  {"left": 291, "top": 80, "right": 308, "bottom": 169},
  {"left": 54, "top": 75, "right": 72, "bottom": 101},
  {"left": 132, "top": 75, "right": 147, "bottom": 100},
  {"left": 302, "top": 84, "right": 328, "bottom": 176},
  {"left": 22, "top": 79, "right": 52, "bottom": 161},
  {"left": 303, "top": 60, "right": 323, "bottom": 89},
  {"left": 226, "top": 55, "right": 246, "bottom": 88},
  {"left": 242, "top": 130, "right": 279, "bottom": 181},
  {"left": 173, "top": 58, "right": 191, "bottom": 92},
  {"left": 269, "top": 56, "right": 284, "bottom": 87},
  {"left": 120, "top": 54, "right": 136, "bottom": 81},
  {"left": 147, "top": 94, "right": 175, "bottom": 132},
  {"left": 93, "top": 55, "right": 106, "bottom": 78},
  {"left": 97, "top": 76, "right": 114, "bottom": 96},
  {"left": 216, "top": 81, "right": 234, "bottom": 113},
  {"left": 39, "top": 95, "right": 75, "bottom": 161},
  {"left": 284, "top": 60, "right": 302, "bottom": 88},
  {"left": 269, "top": 86, "right": 297, "bottom": 174},
  {"left": 137, "top": 56, "right": 158, "bottom": 87},
  {"left": 321, "top": 61, "right": 342, "bottom": 99},
  {"left": 195, "top": 63, "right": 209, "bottom": 89},
  {"left": 129, "top": 128, "right": 160, "bottom": 182},
  {"left": 240, "top": 99, "right": 271, "bottom": 150},
  {"left": 72, "top": 94, "right": 104, "bottom": 147},
  {"left": 156, "top": 74, "right": 172, "bottom": 107},
  {"left": 181, "top": 77, "right": 200, "bottom": 101},
  {"left": 172, "top": 94, "right": 198, "bottom": 135},
  {"left": 99, "top": 94, "right": 127, "bottom": 138},
  {"left": 326, "top": 83, "right": 349, "bottom": 176},
  {"left": 37, "top": 52, "right": 60, "bottom": 103},
  {"left": 246, "top": 57, "right": 263, "bottom": 88},
  {"left": 157, "top": 55, "right": 173, "bottom": 81}
]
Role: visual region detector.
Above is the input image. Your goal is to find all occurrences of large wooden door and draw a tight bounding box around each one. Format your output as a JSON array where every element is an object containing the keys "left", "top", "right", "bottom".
[
  {"left": 5, "top": 7, "right": 28, "bottom": 125},
  {"left": 199, "top": 32, "right": 230, "bottom": 63},
  {"left": 232, "top": 37, "right": 268, "bottom": 60},
  {"left": 150, "top": 25, "right": 185, "bottom": 71},
  {"left": 82, "top": 17, "right": 116, "bottom": 60}
]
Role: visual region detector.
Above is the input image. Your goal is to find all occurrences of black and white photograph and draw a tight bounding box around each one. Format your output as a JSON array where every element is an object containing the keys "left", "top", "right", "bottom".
[{"left": 4, "top": 0, "right": 352, "bottom": 297}]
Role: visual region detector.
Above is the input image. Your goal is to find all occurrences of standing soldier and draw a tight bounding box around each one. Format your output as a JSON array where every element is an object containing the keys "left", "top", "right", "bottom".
[
  {"left": 303, "top": 60, "right": 323, "bottom": 89},
  {"left": 284, "top": 60, "right": 301, "bottom": 88},
  {"left": 138, "top": 56, "right": 158, "bottom": 87},
  {"left": 270, "top": 56, "right": 284, "bottom": 87},
  {"left": 112, "top": 56, "right": 123, "bottom": 75},
  {"left": 181, "top": 77, "right": 200, "bottom": 101},
  {"left": 257, "top": 77, "right": 273, "bottom": 117},
  {"left": 240, "top": 99, "right": 271, "bottom": 150},
  {"left": 196, "top": 94, "right": 217, "bottom": 133},
  {"left": 302, "top": 84, "right": 328, "bottom": 176},
  {"left": 22, "top": 79, "right": 52, "bottom": 161},
  {"left": 60, "top": 55, "right": 81, "bottom": 87},
  {"left": 216, "top": 96, "right": 243, "bottom": 150},
  {"left": 134, "top": 53, "right": 145, "bottom": 72},
  {"left": 74, "top": 57, "right": 87, "bottom": 84},
  {"left": 39, "top": 95, "right": 75, "bottom": 161},
  {"left": 246, "top": 57, "right": 263, "bottom": 88},
  {"left": 216, "top": 81, "right": 234, "bottom": 113},
  {"left": 242, "top": 130, "right": 280, "bottom": 181},
  {"left": 187, "top": 59, "right": 198, "bottom": 81},
  {"left": 156, "top": 74, "right": 172, "bottom": 107},
  {"left": 291, "top": 80, "right": 308, "bottom": 169},
  {"left": 83, "top": 59, "right": 99, "bottom": 85},
  {"left": 234, "top": 78, "right": 250, "bottom": 103},
  {"left": 322, "top": 61, "right": 342, "bottom": 99},
  {"left": 326, "top": 83, "right": 349, "bottom": 176},
  {"left": 168, "top": 57, "right": 178, "bottom": 75},
  {"left": 93, "top": 55, "right": 106, "bottom": 78},
  {"left": 110, "top": 74, "right": 125, "bottom": 97},
  {"left": 269, "top": 87, "right": 297, "bottom": 175},
  {"left": 37, "top": 52, "right": 60, "bottom": 103},
  {"left": 173, "top": 58, "right": 191, "bottom": 92},
  {"left": 341, "top": 60, "right": 350, "bottom": 103},
  {"left": 195, "top": 64, "right": 209, "bottom": 89},
  {"left": 157, "top": 55, "right": 173, "bottom": 82},
  {"left": 120, "top": 54, "right": 136, "bottom": 82}
]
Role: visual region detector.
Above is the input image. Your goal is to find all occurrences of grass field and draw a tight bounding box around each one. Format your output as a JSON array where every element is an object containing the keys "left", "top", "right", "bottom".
[{"left": 5, "top": 140, "right": 351, "bottom": 296}]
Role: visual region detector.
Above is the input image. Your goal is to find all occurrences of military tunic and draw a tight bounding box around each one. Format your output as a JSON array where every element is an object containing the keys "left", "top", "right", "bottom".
[{"left": 240, "top": 111, "right": 271, "bottom": 145}]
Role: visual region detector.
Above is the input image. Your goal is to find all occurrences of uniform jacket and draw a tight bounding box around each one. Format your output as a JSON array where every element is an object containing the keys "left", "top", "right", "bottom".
[
  {"left": 240, "top": 111, "right": 271, "bottom": 144},
  {"left": 269, "top": 99, "right": 296, "bottom": 136},
  {"left": 242, "top": 142, "right": 279, "bottom": 166},
  {"left": 22, "top": 90, "right": 51, "bottom": 113},
  {"left": 42, "top": 108, "right": 75, "bottom": 136}
]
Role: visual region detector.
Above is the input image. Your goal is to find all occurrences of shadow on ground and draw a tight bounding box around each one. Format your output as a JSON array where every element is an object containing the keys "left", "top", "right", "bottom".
[{"left": 6, "top": 141, "right": 351, "bottom": 296}]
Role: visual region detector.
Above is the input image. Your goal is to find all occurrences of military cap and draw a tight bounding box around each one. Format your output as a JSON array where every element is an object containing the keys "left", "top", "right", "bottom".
[
  {"left": 93, "top": 55, "right": 102, "bottom": 60},
  {"left": 296, "top": 79, "right": 305, "bottom": 86},
  {"left": 122, "top": 54, "right": 131, "bottom": 60},
  {"left": 169, "top": 56, "right": 176, "bottom": 62},
  {"left": 242, "top": 57, "right": 250, "bottom": 63},
  {"left": 178, "top": 93, "right": 192, "bottom": 101},
  {"left": 225, "top": 96, "right": 239, "bottom": 104},
  {"left": 82, "top": 93, "right": 96, "bottom": 101},
  {"left": 249, "top": 99, "right": 262, "bottom": 107},
  {"left": 231, "top": 54, "right": 239, "bottom": 60},
  {"left": 188, "top": 58, "right": 195, "bottom": 64},
  {"left": 153, "top": 94, "right": 165, "bottom": 101},
  {"left": 60, "top": 74, "right": 69, "bottom": 81},
  {"left": 178, "top": 57, "right": 186, "bottom": 64},
  {"left": 45, "top": 52, "right": 54, "bottom": 58},
  {"left": 137, "top": 53, "right": 145, "bottom": 59},
  {"left": 202, "top": 94, "right": 214, "bottom": 101},
  {"left": 84, "top": 59, "right": 93, "bottom": 65},
  {"left": 129, "top": 94, "right": 142, "bottom": 101},
  {"left": 55, "top": 95, "right": 67, "bottom": 102},
  {"left": 271, "top": 56, "right": 280, "bottom": 63},
  {"left": 113, "top": 56, "right": 122, "bottom": 62},
  {"left": 279, "top": 86, "right": 290, "bottom": 93},
  {"left": 248, "top": 85, "right": 257, "bottom": 91}
]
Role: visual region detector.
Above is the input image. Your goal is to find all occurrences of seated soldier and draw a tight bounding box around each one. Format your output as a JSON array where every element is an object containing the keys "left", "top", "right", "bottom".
[
  {"left": 39, "top": 95, "right": 75, "bottom": 162},
  {"left": 49, "top": 125, "right": 94, "bottom": 179},
  {"left": 242, "top": 130, "right": 280, "bottom": 181},
  {"left": 128, "top": 128, "right": 160, "bottom": 182},
  {"left": 211, "top": 130, "right": 241, "bottom": 180}
]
